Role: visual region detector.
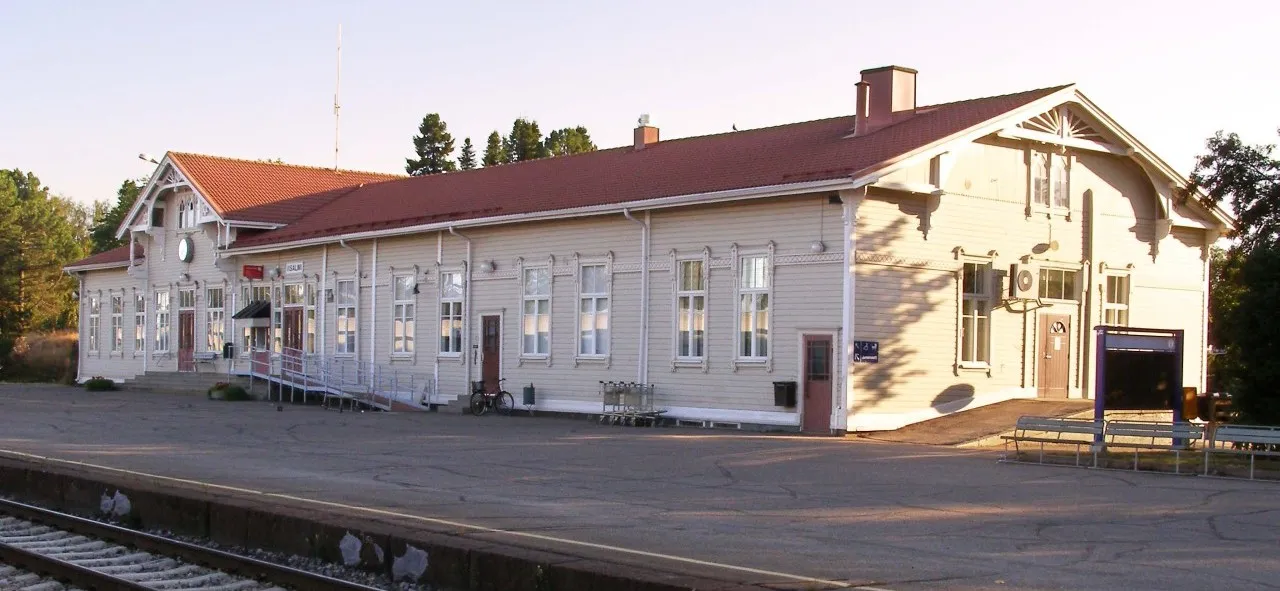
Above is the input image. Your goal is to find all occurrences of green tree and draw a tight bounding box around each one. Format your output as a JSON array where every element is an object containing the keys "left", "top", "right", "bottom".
[
  {"left": 544, "top": 126, "right": 597, "bottom": 156},
  {"left": 0, "top": 170, "right": 87, "bottom": 348},
  {"left": 504, "top": 118, "right": 549, "bottom": 163},
  {"left": 458, "top": 137, "right": 477, "bottom": 170},
  {"left": 1190, "top": 130, "right": 1280, "bottom": 422},
  {"left": 482, "top": 131, "right": 506, "bottom": 167},
  {"left": 89, "top": 179, "right": 144, "bottom": 254},
  {"left": 404, "top": 113, "right": 457, "bottom": 176}
]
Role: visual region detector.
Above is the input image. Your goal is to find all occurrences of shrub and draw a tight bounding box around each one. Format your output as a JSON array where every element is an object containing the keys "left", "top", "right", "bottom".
[
  {"left": 208, "top": 383, "right": 251, "bottom": 401},
  {"left": 84, "top": 376, "right": 116, "bottom": 391},
  {"left": 3, "top": 331, "right": 78, "bottom": 383}
]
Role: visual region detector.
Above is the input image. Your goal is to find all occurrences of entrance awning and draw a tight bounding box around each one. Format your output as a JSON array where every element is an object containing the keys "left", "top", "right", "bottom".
[{"left": 232, "top": 300, "right": 271, "bottom": 320}]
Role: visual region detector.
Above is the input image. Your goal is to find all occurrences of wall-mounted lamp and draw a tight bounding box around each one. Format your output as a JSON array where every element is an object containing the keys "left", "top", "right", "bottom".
[
  {"left": 179, "top": 273, "right": 191, "bottom": 283},
  {"left": 810, "top": 241, "right": 827, "bottom": 254},
  {"left": 479, "top": 261, "right": 496, "bottom": 273}
]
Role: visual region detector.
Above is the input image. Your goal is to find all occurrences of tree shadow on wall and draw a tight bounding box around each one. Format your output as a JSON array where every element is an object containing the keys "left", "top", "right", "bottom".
[{"left": 847, "top": 215, "right": 957, "bottom": 420}]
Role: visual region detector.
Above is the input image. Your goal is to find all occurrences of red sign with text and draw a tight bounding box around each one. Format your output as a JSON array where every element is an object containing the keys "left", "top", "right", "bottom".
[{"left": 242, "top": 265, "right": 264, "bottom": 280}]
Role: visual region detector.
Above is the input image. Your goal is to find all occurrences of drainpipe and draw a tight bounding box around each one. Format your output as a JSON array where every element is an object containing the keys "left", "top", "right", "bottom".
[
  {"left": 370, "top": 239, "right": 378, "bottom": 366},
  {"left": 622, "top": 209, "right": 649, "bottom": 384},
  {"left": 448, "top": 226, "right": 473, "bottom": 391},
  {"left": 320, "top": 244, "right": 328, "bottom": 354},
  {"left": 338, "top": 239, "right": 361, "bottom": 361},
  {"left": 73, "top": 272, "right": 85, "bottom": 383},
  {"left": 839, "top": 189, "right": 865, "bottom": 432},
  {"left": 434, "top": 232, "right": 443, "bottom": 399}
]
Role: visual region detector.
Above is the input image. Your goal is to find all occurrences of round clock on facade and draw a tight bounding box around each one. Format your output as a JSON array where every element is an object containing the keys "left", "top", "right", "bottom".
[{"left": 177, "top": 236, "right": 194, "bottom": 263}]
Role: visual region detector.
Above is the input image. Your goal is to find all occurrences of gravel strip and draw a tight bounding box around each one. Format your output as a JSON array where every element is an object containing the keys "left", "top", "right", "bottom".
[{"left": 1, "top": 496, "right": 434, "bottom": 591}]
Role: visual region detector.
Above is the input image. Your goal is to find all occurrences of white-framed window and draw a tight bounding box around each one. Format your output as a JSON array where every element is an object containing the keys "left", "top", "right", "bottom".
[
  {"left": 178, "top": 289, "right": 195, "bottom": 310},
  {"left": 110, "top": 295, "right": 123, "bottom": 353},
  {"left": 1039, "top": 268, "right": 1079, "bottom": 301},
  {"left": 154, "top": 291, "right": 170, "bottom": 352},
  {"left": 521, "top": 267, "right": 551, "bottom": 356},
  {"left": 578, "top": 264, "right": 609, "bottom": 357},
  {"left": 177, "top": 196, "right": 198, "bottom": 229},
  {"left": 272, "top": 285, "right": 283, "bottom": 353},
  {"left": 960, "top": 262, "right": 991, "bottom": 366},
  {"left": 133, "top": 293, "right": 145, "bottom": 355},
  {"left": 335, "top": 279, "right": 357, "bottom": 355},
  {"left": 676, "top": 260, "right": 706, "bottom": 360},
  {"left": 392, "top": 275, "right": 416, "bottom": 355},
  {"left": 305, "top": 284, "right": 316, "bottom": 354},
  {"left": 206, "top": 288, "right": 224, "bottom": 352},
  {"left": 1030, "top": 149, "right": 1070, "bottom": 212},
  {"left": 87, "top": 295, "right": 100, "bottom": 353},
  {"left": 439, "top": 271, "right": 464, "bottom": 355},
  {"left": 737, "top": 255, "right": 770, "bottom": 360},
  {"left": 1104, "top": 274, "right": 1130, "bottom": 326}
]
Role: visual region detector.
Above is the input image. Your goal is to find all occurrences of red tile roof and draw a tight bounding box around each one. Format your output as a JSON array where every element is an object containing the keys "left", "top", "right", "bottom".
[
  {"left": 231, "top": 85, "right": 1067, "bottom": 249},
  {"left": 65, "top": 244, "right": 143, "bottom": 270},
  {"left": 168, "top": 153, "right": 402, "bottom": 224}
]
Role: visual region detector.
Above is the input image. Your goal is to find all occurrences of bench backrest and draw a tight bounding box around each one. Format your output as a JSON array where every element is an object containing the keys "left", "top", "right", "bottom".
[
  {"left": 1015, "top": 416, "right": 1104, "bottom": 435},
  {"left": 1214, "top": 425, "right": 1280, "bottom": 446},
  {"left": 1105, "top": 421, "right": 1203, "bottom": 441}
]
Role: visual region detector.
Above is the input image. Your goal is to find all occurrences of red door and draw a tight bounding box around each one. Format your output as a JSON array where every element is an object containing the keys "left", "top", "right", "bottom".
[
  {"left": 282, "top": 308, "right": 304, "bottom": 373},
  {"left": 481, "top": 315, "right": 501, "bottom": 391},
  {"left": 802, "top": 335, "right": 833, "bottom": 433},
  {"left": 178, "top": 311, "right": 195, "bottom": 372}
]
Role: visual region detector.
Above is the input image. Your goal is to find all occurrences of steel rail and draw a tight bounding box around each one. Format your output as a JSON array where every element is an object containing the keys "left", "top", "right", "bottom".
[{"left": 0, "top": 497, "right": 385, "bottom": 591}]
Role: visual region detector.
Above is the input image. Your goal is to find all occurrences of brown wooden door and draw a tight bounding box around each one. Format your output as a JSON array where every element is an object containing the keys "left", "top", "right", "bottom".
[
  {"left": 282, "top": 308, "right": 304, "bottom": 372},
  {"left": 481, "top": 315, "right": 501, "bottom": 391},
  {"left": 1037, "top": 314, "right": 1071, "bottom": 398},
  {"left": 802, "top": 335, "right": 833, "bottom": 433},
  {"left": 178, "top": 311, "right": 195, "bottom": 372}
]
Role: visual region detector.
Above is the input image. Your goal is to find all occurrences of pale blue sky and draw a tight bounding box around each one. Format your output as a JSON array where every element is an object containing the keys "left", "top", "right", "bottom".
[{"left": 2, "top": 0, "right": 1276, "bottom": 206}]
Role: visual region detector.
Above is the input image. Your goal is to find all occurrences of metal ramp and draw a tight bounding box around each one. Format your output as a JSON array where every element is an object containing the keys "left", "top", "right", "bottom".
[{"left": 244, "top": 347, "right": 435, "bottom": 412}]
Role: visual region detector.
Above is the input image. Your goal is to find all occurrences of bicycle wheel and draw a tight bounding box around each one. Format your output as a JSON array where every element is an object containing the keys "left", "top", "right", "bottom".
[
  {"left": 470, "top": 392, "right": 489, "bottom": 416},
  {"left": 496, "top": 391, "right": 515, "bottom": 415}
]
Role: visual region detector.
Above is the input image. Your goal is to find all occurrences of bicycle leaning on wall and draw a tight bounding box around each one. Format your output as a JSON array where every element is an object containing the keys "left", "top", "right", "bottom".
[{"left": 470, "top": 378, "right": 514, "bottom": 416}]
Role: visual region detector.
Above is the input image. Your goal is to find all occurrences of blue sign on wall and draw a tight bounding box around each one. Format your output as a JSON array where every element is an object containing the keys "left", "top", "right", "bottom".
[{"left": 854, "top": 340, "right": 879, "bottom": 363}]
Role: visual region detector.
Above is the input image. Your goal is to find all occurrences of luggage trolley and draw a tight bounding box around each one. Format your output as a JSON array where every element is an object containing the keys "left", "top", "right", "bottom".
[{"left": 599, "top": 381, "right": 665, "bottom": 426}]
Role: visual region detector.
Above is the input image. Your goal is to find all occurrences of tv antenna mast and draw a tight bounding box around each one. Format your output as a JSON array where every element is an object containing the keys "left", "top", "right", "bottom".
[{"left": 333, "top": 24, "right": 342, "bottom": 171}]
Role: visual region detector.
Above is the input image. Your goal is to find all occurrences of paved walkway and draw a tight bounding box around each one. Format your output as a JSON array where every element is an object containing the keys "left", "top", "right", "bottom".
[{"left": 1, "top": 384, "right": 1277, "bottom": 591}]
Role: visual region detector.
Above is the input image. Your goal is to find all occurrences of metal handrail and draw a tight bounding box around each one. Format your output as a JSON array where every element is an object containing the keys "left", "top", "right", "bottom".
[{"left": 247, "top": 346, "right": 435, "bottom": 412}]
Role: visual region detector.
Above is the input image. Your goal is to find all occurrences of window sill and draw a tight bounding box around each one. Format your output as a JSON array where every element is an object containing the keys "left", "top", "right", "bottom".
[
  {"left": 1029, "top": 207, "right": 1072, "bottom": 221},
  {"left": 575, "top": 355, "right": 608, "bottom": 363},
  {"left": 957, "top": 362, "right": 990, "bottom": 371},
  {"left": 437, "top": 353, "right": 463, "bottom": 359},
  {"left": 390, "top": 353, "right": 415, "bottom": 361},
  {"left": 735, "top": 358, "right": 768, "bottom": 365},
  {"left": 674, "top": 357, "right": 705, "bottom": 365},
  {"left": 1039, "top": 298, "right": 1079, "bottom": 306},
  {"left": 520, "top": 354, "right": 550, "bottom": 361},
  {"left": 333, "top": 353, "right": 356, "bottom": 359}
]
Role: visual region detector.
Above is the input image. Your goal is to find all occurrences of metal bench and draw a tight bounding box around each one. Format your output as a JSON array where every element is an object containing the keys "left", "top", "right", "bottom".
[
  {"left": 1204, "top": 424, "right": 1280, "bottom": 479},
  {"left": 1103, "top": 420, "right": 1203, "bottom": 474},
  {"left": 192, "top": 351, "right": 219, "bottom": 373},
  {"left": 1002, "top": 416, "right": 1104, "bottom": 467}
]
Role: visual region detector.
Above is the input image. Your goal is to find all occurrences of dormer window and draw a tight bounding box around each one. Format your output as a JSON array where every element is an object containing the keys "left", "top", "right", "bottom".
[
  {"left": 177, "top": 195, "right": 198, "bottom": 229},
  {"left": 1030, "top": 149, "right": 1070, "bottom": 213}
]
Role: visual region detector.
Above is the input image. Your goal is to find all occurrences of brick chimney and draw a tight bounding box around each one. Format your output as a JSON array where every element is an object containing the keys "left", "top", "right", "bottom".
[
  {"left": 634, "top": 114, "right": 659, "bottom": 150},
  {"left": 854, "top": 66, "right": 917, "bottom": 136}
]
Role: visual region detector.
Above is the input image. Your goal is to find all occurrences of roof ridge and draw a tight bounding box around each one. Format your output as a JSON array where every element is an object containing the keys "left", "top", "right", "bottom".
[
  {"left": 168, "top": 151, "right": 404, "bottom": 179},
  {"left": 915, "top": 83, "right": 1074, "bottom": 111}
]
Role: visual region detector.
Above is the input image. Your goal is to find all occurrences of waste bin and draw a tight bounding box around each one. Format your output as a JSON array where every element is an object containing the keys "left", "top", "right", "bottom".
[
  {"left": 773, "top": 381, "right": 797, "bottom": 407},
  {"left": 523, "top": 383, "right": 536, "bottom": 405},
  {"left": 222, "top": 342, "right": 235, "bottom": 359}
]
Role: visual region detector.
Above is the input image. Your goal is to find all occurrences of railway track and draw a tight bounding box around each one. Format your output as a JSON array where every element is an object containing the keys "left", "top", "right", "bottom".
[{"left": 0, "top": 498, "right": 385, "bottom": 590}]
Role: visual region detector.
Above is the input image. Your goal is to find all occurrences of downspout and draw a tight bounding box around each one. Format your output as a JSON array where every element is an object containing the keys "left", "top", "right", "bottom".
[
  {"left": 1082, "top": 189, "right": 1098, "bottom": 400},
  {"left": 840, "top": 189, "right": 865, "bottom": 432},
  {"left": 338, "top": 239, "right": 361, "bottom": 361},
  {"left": 370, "top": 239, "right": 378, "bottom": 366},
  {"left": 434, "top": 232, "right": 442, "bottom": 399},
  {"left": 73, "top": 272, "right": 85, "bottom": 383},
  {"left": 448, "top": 227, "right": 473, "bottom": 391},
  {"left": 622, "top": 209, "right": 649, "bottom": 384},
  {"left": 320, "top": 244, "right": 328, "bottom": 354}
]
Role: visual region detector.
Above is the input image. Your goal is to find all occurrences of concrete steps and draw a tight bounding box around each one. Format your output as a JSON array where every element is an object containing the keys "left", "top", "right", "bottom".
[{"left": 125, "top": 372, "right": 249, "bottom": 395}]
